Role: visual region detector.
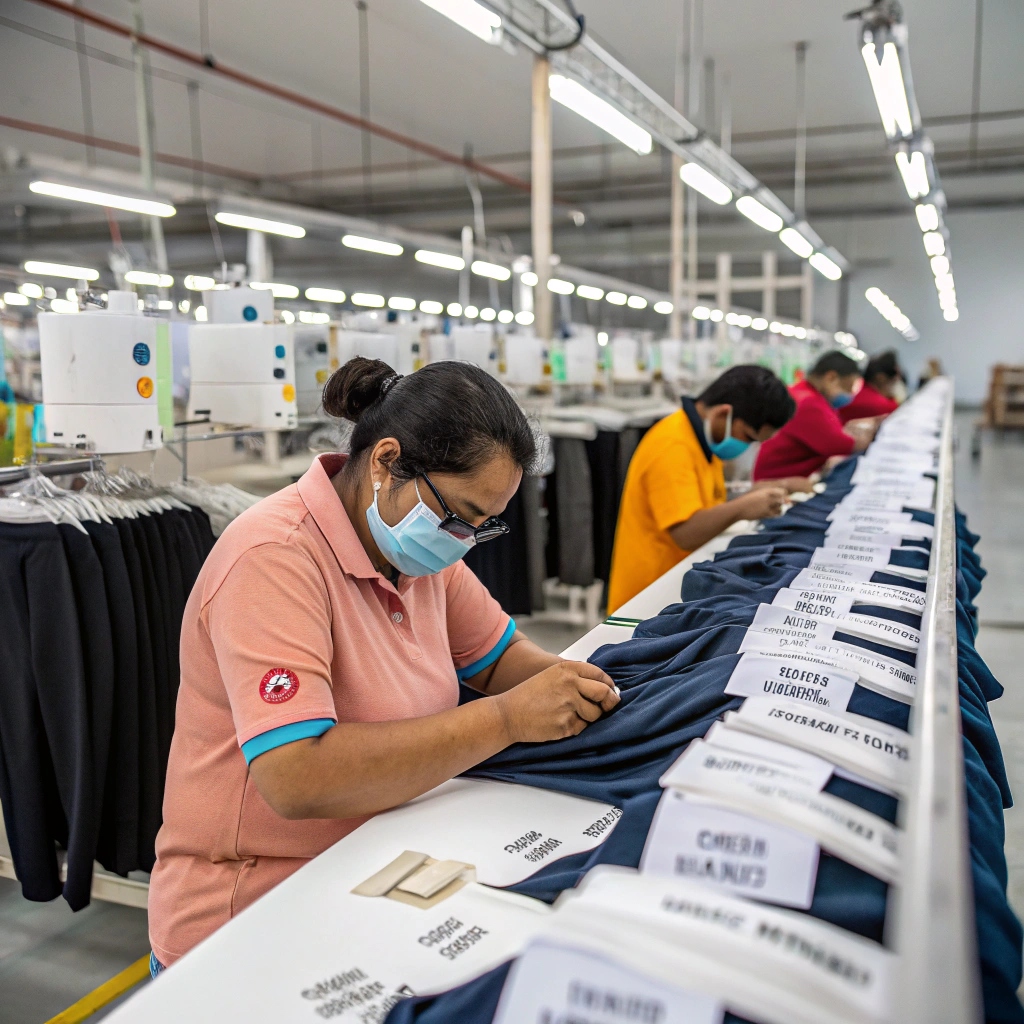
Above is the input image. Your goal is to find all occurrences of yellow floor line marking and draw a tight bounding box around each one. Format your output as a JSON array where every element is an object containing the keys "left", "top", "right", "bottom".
[{"left": 44, "top": 953, "right": 151, "bottom": 1024}]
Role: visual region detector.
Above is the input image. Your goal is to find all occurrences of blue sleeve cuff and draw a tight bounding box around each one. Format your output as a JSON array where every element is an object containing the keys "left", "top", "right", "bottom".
[
  {"left": 241, "top": 718, "right": 335, "bottom": 765},
  {"left": 456, "top": 618, "right": 516, "bottom": 682}
]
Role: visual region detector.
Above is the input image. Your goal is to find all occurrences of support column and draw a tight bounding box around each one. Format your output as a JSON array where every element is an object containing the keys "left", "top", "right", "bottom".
[
  {"left": 669, "top": 156, "right": 684, "bottom": 340},
  {"left": 716, "top": 251, "right": 731, "bottom": 342},
  {"left": 801, "top": 261, "right": 814, "bottom": 327},
  {"left": 531, "top": 55, "right": 553, "bottom": 342},
  {"left": 246, "top": 230, "right": 272, "bottom": 283},
  {"left": 762, "top": 251, "right": 777, "bottom": 321},
  {"left": 130, "top": 0, "right": 168, "bottom": 278}
]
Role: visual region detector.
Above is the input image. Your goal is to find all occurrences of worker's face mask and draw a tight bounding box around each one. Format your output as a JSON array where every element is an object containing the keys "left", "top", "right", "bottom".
[
  {"left": 366, "top": 479, "right": 473, "bottom": 577},
  {"left": 704, "top": 407, "right": 750, "bottom": 461},
  {"left": 891, "top": 378, "right": 908, "bottom": 404},
  {"left": 831, "top": 392, "right": 854, "bottom": 409}
]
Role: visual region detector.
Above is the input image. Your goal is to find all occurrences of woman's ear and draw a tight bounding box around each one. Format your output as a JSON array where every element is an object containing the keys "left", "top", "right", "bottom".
[{"left": 368, "top": 437, "right": 402, "bottom": 488}]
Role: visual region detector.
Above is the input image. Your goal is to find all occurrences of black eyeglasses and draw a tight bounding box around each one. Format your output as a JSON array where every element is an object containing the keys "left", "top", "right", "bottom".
[{"left": 420, "top": 473, "right": 509, "bottom": 545}]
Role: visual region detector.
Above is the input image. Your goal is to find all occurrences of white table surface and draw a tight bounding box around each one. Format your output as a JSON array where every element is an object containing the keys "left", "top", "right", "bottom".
[{"left": 106, "top": 521, "right": 758, "bottom": 1021}]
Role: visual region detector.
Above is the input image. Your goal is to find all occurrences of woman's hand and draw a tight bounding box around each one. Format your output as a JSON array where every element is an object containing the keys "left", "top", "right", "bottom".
[{"left": 495, "top": 661, "right": 620, "bottom": 743}]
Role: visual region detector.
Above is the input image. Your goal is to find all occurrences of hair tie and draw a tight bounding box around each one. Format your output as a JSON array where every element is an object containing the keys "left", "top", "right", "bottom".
[{"left": 380, "top": 373, "right": 403, "bottom": 398}]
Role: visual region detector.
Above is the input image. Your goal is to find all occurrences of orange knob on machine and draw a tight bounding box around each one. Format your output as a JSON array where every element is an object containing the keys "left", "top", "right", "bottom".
[{"left": 137, "top": 377, "right": 154, "bottom": 399}]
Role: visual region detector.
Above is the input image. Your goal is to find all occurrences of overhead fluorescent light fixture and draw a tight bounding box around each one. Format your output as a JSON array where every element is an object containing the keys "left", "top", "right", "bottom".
[
  {"left": 549, "top": 74, "right": 653, "bottom": 155},
  {"left": 520, "top": 271, "right": 539, "bottom": 287},
  {"left": 24, "top": 260, "right": 99, "bottom": 281},
  {"left": 679, "top": 163, "right": 733, "bottom": 205},
  {"left": 415, "top": 249, "right": 465, "bottom": 270},
  {"left": 735, "top": 195, "right": 784, "bottom": 233},
  {"left": 576, "top": 284, "right": 604, "bottom": 301},
  {"left": 351, "top": 292, "right": 385, "bottom": 308},
  {"left": 194, "top": 305, "right": 208, "bottom": 321},
  {"left": 215, "top": 212, "right": 306, "bottom": 238},
  {"left": 915, "top": 203, "right": 939, "bottom": 232},
  {"left": 19, "top": 282, "right": 43, "bottom": 298},
  {"left": 447, "top": 302, "right": 463, "bottom": 316},
  {"left": 185, "top": 274, "right": 216, "bottom": 290},
  {"left": 865, "top": 286, "right": 919, "bottom": 340},
  {"left": 125, "top": 270, "right": 174, "bottom": 287},
  {"left": 343, "top": 234, "right": 404, "bottom": 256},
  {"left": 514, "top": 310, "right": 534, "bottom": 325},
  {"left": 895, "top": 151, "right": 929, "bottom": 199},
  {"left": 922, "top": 231, "right": 945, "bottom": 257},
  {"left": 4, "top": 292, "right": 30, "bottom": 306},
  {"left": 471, "top": 260, "right": 511, "bottom": 281},
  {"left": 299, "top": 310, "right": 331, "bottom": 324},
  {"left": 692, "top": 306, "right": 711, "bottom": 320},
  {"left": 752, "top": 317, "right": 768, "bottom": 330},
  {"left": 547, "top": 278, "right": 575, "bottom": 295},
  {"left": 279, "top": 309, "right": 295, "bottom": 324},
  {"left": 388, "top": 296, "right": 417, "bottom": 311},
  {"left": 809, "top": 252, "right": 842, "bottom": 281},
  {"left": 861, "top": 41, "right": 914, "bottom": 140},
  {"left": 943, "top": 308, "right": 959, "bottom": 322},
  {"left": 251, "top": 281, "right": 300, "bottom": 299},
  {"left": 464, "top": 305, "right": 479, "bottom": 318},
  {"left": 497, "top": 309, "right": 514, "bottom": 323},
  {"left": 480, "top": 307, "right": 497, "bottom": 321},
  {"left": 929, "top": 255, "right": 950, "bottom": 277},
  {"left": 710, "top": 309, "right": 724, "bottom": 322},
  {"left": 627, "top": 295, "right": 648, "bottom": 309},
  {"left": 779, "top": 228, "right": 814, "bottom": 259},
  {"left": 305, "top": 287, "right": 347, "bottom": 303},
  {"left": 29, "top": 180, "right": 177, "bottom": 218},
  {"left": 654, "top": 301, "right": 673, "bottom": 314},
  {"left": 49, "top": 298, "right": 78, "bottom": 314},
  {"left": 417, "top": 0, "right": 501, "bottom": 44},
  {"left": 420, "top": 300, "right": 444, "bottom": 314},
  {"left": 606, "top": 291, "right": 627, "bottom": 306}
]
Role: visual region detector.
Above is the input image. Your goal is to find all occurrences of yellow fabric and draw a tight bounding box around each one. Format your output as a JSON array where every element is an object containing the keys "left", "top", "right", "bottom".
[{"left": 607, "top": 409, "right": 726, "bottom": 613}]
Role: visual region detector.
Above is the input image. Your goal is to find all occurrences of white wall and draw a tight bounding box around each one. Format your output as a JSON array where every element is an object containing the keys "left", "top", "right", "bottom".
[{"left": 812, "top": 206, "right": 1024, "bottom": 406}]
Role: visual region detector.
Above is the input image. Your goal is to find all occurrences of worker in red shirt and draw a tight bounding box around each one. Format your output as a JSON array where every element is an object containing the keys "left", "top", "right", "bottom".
[
  {"left": 837, "top": 350, "right": 901, "bottom": 424},
  {"left": 754, "top": 350, "right": 877, "bottom": 480}
]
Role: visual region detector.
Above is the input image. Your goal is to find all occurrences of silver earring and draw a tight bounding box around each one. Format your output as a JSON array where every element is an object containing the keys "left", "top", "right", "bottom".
[{"left": 373, "top": 481, "right": 381, "bottom": 492}]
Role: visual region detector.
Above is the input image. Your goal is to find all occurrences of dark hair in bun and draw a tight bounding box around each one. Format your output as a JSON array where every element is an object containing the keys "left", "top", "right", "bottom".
[{"left": 322, "top": 356, "right": 536, "bottom": 481}]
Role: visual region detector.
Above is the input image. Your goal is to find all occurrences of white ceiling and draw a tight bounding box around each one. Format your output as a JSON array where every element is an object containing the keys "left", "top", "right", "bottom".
[{"left": 0, "top": 0, "right": 1021, "bottom": 318}]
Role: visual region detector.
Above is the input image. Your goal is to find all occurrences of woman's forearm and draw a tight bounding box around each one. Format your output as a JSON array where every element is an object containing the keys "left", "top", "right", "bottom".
[
  {"left": 250, "top": 698, "right": 511, "bottom": 820},
  {"left": 472, "top": 633, "right": 562, "bottom": 695}
]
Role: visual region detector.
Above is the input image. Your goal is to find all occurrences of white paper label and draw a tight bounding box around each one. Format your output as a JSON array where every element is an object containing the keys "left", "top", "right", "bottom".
[
  {"left": 838, "top": 612, "right": 921, "bottom": 651},
  {"left": 773, "top": 587, "right": 856, "bottom": 618},
  {"left": 794, "top": 560, "right": 877, "bottom": 583},
  {"left": 725, "top": 651, "right": 857, "bottom": 711},
  {"left": 736, "top": 632, "right": 916, "bottom": 703},
  {"left": 790, "top": 569, "right": 927, "bottom": 613},
  {"left": 812, "top": 543, "right": 892, "bottom": 567},
  {"left": 749, "top": 603, "right": 835, "bottom": 642},
  {"left": 726, "top": 696, "right": 911, "bottom": 793},
  {"left": 824, "top": 530, "right": 929, "bottom": 553},
  {"left": 492, "top": 940, "right": 724, "bottom": 1024},
  {"left": 641, "top": 790, "right": 820, "bottom": 909}
]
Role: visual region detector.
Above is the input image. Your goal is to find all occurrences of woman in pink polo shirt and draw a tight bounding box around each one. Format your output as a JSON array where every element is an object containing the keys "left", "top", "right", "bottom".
[{"left": 148, "top": 357, "right": 619, "bottom": 972}]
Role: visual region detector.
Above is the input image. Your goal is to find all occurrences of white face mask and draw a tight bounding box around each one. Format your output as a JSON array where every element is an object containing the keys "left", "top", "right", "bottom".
[{"left": 891, "top": 379, "right": 908, "bottom": 404}]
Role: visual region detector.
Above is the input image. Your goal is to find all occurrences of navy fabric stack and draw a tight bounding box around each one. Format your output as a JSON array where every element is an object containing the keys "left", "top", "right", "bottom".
[{"left": 388, "top": 456, "right": 1023, "bottom": 1024}]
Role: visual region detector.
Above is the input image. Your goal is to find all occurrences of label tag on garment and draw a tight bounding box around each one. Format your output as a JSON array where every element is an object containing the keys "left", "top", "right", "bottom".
[
  {"left": 661, "top": 767, "right": 901, "bottom": 883},
  {"left": 724, "top": 696, "right": 911, "bottom": 794},
  {"left": 749, "top": 603, "right": 835, "bottom": 642},
  {"left": 790, "top": 569, "right": 927, "bottom": 613},
  {"left": 492, "top": 940, "right": 724, "bottom": 1024},
  {"left": 837, "top": 613, "right": 921, "bottom": 651},
  {"left": 726, "top": 651, "right": 858, "bottom": 712},
  {"left": 825, "top": 530, "right": 930, "bottom": 553},
  {"left": 660, "top": 738, "right": 834, "bottom": 794},
  {"left": 793, "top": 561, "right": 877, "bottom": 583},
  {"left": 737, "top": 630, "right": 917, "bottom": 702},
  {"left": 773, "top": 587, "right": 856, "bottom": 618},
  {"left": 641, "top": 790, "right": 820, "bottom": 909},
  {"left": 811, "top": 546, "right": 929, "bottom": 580},
  {"left": 567, "top": 869, "right": 895, "bottom": 1024},
  {"left": 827, "top": 513, "right": 934, "bottom": 540}
]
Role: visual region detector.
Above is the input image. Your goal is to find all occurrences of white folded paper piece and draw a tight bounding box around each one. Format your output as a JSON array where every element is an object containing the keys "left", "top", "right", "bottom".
[
  {"left": 544, "top": 867, "right": 895, "bottom": 1024},
  {"left": 641, "top": 789, "right": 820, "bottom": 909},
  {"left": 723, "top": 696, "right": 911, "bottom": 794},
  {"left": 725, "top": 649, "right": 859, "bottom": 711},
  {"left": 789, "top": 569, "right": 927, "bottom": 613}
]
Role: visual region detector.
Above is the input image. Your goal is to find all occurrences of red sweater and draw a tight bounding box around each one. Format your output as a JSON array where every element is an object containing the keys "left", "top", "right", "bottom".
[
  {"left": 838, "top": 382, "right": 897, "bottom": 424},
  {"left": 754, "top": 385, "right": 855, "bottom": 480}
]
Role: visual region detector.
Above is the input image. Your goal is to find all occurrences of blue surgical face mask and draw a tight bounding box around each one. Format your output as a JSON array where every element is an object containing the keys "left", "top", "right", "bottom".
[
  {"left": 705, "top": 407, "right": 751, "bottom": 461},
  {"left": 366, "top": 479, "right": 473, "bottom": 578},
  {"left": 831, "top": 391, "right": 854, "bottom": 409}
]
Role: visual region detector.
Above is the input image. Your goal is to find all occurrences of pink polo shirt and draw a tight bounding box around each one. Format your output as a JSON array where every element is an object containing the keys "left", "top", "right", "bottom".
[{"left": 148, "top": 454, "right": 510, "bottom": 966}]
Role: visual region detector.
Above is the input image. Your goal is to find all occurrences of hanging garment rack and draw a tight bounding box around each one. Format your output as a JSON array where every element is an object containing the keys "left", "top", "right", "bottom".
[{"left": 0, "top": 457, "right": 103, "bottom": 487}]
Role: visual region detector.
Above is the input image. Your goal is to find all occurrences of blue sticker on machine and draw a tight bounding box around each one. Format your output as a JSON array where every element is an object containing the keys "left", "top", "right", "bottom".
[
  {"left": 133, "top": 342, "right": 151, "bottom": 365},
  {"left": 243, "top": 305, "right": 259, "bottom": 321}
]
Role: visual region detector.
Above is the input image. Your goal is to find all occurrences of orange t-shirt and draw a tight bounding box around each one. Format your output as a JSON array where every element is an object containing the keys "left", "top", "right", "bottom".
[
  {"left": 606, "top": 404, "right": 726, "bottom": 613},
  {"left": 148, "top": 454, "right": 510, "bottom": 966}
]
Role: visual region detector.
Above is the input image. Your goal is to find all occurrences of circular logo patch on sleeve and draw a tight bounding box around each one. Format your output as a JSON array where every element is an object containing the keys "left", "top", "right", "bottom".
[{"left": 259, "top": 668, "right": 300, "bottom": 704}]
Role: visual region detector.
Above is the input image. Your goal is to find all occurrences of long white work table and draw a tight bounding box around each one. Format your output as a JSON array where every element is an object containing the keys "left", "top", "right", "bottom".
[{"left": 105, "top": 524, "right": 755, "bottom": 1024}]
